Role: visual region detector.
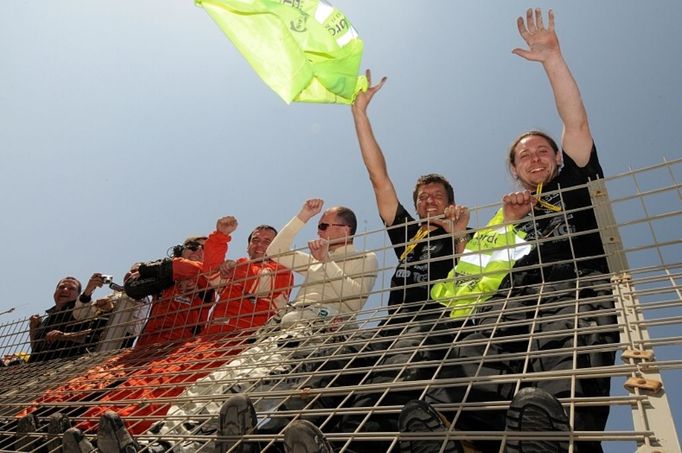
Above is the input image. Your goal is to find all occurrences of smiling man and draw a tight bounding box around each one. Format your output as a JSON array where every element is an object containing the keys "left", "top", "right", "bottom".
[
  {"left": 266, "top": 198, "right": 378, "bottom": 326},
  {"left": 351, "top": 72, "right": 469, "bottom": 321},
  {"left": 28, "top": 276, "right": 107, "bottom": 363}
]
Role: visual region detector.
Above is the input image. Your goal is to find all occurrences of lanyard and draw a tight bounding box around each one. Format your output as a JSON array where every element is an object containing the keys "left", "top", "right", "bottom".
[
  {"left": 535, "top": 182, "right": 562, "bottom": 212},
  {"left": 399, "top": 226, "right": 430, "bottom": 261}
]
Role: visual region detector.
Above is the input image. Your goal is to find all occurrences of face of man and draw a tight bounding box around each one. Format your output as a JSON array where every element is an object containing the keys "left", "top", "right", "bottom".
[
  {"left": 181, "top": 239, "right": 205, "bottom": 262},
  {"left": 247, "top": 228, "right": 276, "bottom": 260},
  {"left": 317, "top": 210, "right": 351, "bottom": 250},
  {"left": 53, "top": 278, "right": 80, "bottom": 307},
  {"left": 512, "top": 135, "right": 562, "bottom": 190},
  {"left": 415, "top": 182, "right": 450, "bottom": 219}
]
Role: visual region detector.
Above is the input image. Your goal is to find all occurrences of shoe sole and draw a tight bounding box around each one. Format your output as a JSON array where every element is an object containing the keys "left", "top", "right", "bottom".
[
  {"left": 47, "top": 413, "right": 72, "bottom": 450},
  {"left": 217, "top": 395, "right": 257, "bottom": 453},
  {"left": 398, "top": 400, "right": 462, "bottom": 453},
  {"left": 63, "top": 427, "right": 95, "bottom": 453},
  {"left": 98, "top": 411, "right": 137, "bottom": 453},
  {"left": 15, "top": 413, "right": 39, "bottom": 452},
  {"left": 283, "top": 420, "right": 333, "bottom": 453},
  {"left": 505, "top": 388, "right": 570, "bottom": 453}
]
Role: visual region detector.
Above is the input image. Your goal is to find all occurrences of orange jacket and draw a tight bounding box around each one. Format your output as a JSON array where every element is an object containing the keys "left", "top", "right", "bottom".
[
  {"left": 203, "top": 231, "right": 293, "bottom": 334},
  {"left": 135, "top": 258, "right": 214, "bottom": 348}
]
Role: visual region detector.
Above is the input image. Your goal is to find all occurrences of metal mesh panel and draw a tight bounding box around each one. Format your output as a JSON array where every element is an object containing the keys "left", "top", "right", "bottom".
[{"left": 0, "top": 159, "right": 680, "bottom": 452}]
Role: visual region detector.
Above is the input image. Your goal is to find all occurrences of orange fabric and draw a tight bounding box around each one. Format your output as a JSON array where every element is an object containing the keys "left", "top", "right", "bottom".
[
  {"left": 134, "top": 258, "right": 213, "bottom": 348},
  {"left": 75, "top": 334, "right": 250, "bottom": 434},
  {"left": 208, "top": 258, "right": 293, "bottom": 333},
  {"left": 18, "top": 256, "right": 215, "bottom": 418},
  {"left": 18, "top": 234, "right": 294, "bottom": 434},
  {"left": 72, "top": 254, "right": 293, "bottom": 434}
]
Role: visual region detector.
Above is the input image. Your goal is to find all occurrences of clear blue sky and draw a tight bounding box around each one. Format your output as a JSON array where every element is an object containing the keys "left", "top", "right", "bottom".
[{"left": 1, "top": 1, "right": 681, "bottom": 448}]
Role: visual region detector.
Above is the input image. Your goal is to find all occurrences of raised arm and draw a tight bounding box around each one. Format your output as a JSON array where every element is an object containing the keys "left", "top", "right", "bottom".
[
  {"left": 351, "top": 70, "right": 400, "bottom": 225},
  {"left": 513, "top": 8, "right": 593, "bottom": 166},
  {"left": 266, "top": 199, "right": 322, "bottom": 272}
]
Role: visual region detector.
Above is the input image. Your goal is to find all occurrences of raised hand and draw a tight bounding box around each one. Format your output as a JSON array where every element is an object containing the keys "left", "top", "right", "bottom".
[
  {"left": 308, "top": 238, "right": 330, "bottom": 262},
  {"left": 83, "top": 273, "right": 105, "bottom": 297},
  {"left": 298, "top": 199, "right": 324, "bottom": 223},
  {"left": 216, "top": 216, "right": 238, "bottom": 236},
  {"left": 29, "top": 314, "right": 42, "bottom": 330},
  {"left": 512, "top": 8, "right": 560, "bottom": 63},
  {"left": 502, "top": 191, "right": 537, "bottom": 222},
  {"left": 352, "top": 69, "right": 387, "bottom": 115}
]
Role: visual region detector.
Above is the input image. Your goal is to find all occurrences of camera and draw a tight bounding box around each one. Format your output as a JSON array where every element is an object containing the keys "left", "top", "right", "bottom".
[{"left": 101, "top": 275, "right": 113, "bottom": 284}]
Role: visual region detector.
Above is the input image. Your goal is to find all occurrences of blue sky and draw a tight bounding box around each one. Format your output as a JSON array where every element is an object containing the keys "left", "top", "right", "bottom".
[{"left": 1, "top": 1, "right": 681, "bottom": 448}]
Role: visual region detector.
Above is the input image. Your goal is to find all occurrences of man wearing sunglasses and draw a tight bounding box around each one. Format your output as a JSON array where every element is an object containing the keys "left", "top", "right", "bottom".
[
  {"left": 131, "top": 235, "right": 214, "bottom": 348},
  {"left": 266, "top": 198, "right": 378, "bottom": 327}
]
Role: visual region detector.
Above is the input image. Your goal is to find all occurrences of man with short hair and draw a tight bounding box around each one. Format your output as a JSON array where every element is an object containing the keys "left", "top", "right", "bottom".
[
  {"left": 28, "top": 276, "right": 107, "bottom": 363},
  {"left": 351, "top": 76, "right": 469, "bottom": 320},
  {"left": 266, "top": 198, "right": 377, "bottom": 326}
]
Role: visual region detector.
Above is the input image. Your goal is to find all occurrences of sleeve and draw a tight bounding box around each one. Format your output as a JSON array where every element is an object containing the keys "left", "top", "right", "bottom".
[
  {"left": 560, "top": 142, "right": 603, "bottom": 182},
  {"left": 172, "top": 258, "right": 204, "bottom": 280},
  {"left": 202, "top": 230, "right": 231, "bottom": 273},
  {"left": 305, "top": 251, "right": 378, "bottom": 313},
  {"left": 385, "top": 203, "right": 416, "bottom": 260},
  {"left": 266, "top": 216, "right": 314, "bottom": 273},
  {"left": 72, "top": 299, "right": 98, "bottom": 321}
]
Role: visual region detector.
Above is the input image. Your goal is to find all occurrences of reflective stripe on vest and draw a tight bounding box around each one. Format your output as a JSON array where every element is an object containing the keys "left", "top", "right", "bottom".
[{"left": 431, "top": 208, "right": 532, "bottom": 319}]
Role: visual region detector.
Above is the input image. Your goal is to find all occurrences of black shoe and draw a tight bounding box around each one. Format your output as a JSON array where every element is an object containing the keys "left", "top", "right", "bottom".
[
  {"left": 398, "top": 400, "right": 462, "bottom": 453},
  {"left": 283, "top": 420, "right": 333, "bottom": 453},
  {"left": 63, "top": 427, "right": 96, "bottom": 453},
  {"left": 46, "top": 412, "right": 72, "bottom": 450},
  {"left": 97, "top": 411, "right": 138, "bottom": 453},
  {"left": 505, "top": 387, "right": 571, "bottom": 453},
  {"left": 216, "top": 394, "right": 258, "bottom": 453},
  {"left": 15, "top": 413, "right": 39, "bottom": 452}
]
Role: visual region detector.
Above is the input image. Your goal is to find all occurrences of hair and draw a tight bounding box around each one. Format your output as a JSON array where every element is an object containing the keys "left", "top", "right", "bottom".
[
  {"left": 183, "top": 236, "right": 207, "bottom": 246},
  {"left": 412, "top": 173, "right": 455, "bottom": 207},
  {"left": 248, "top": 225, "right": 278, "bottom": 243},
  {"left": 331, "top": 206, "right": 357, "bottom": 236},
  {"left": 171, "top": 236, "right": 208, "bottom": 258},
  {"left": 57, "top": 276, "right": 82, "bottom": 294},
  {"left": 507, "top": 130, "right": 559, "bottom": 176}
]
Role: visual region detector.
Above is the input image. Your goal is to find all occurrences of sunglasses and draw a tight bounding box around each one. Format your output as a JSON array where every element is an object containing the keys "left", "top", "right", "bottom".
[
  {"left": 317, "top": 223, "right": 348, "bottom": 231},
  {"left": 184, "top": 242, "right": 204, "bottom": 252}
]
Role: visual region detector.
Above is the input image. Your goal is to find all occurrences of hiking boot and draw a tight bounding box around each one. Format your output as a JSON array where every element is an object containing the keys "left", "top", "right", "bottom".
[
  {"left": 283, "top": 420, "right": 333, "bottom": 453},
  {"left": 15, "top": 413, "right": 39, "bottom": 452},
  {"left": 63, "top": 427, "right": 95, "bottom": 453},
  {"left": 216, "top": 394, "right": 258, "bottom": 453},
  {"left": 505, "top": 387, "right": 570, "bottom": 453},
  {"left": 46, "top": 412, "right": 72, "bottom": 450},
  {"left": 97, "top": 411, "right": 138, "bottom": 453},
  {"left": 398, "top": 400, "right": 462, "bottom": 453}
]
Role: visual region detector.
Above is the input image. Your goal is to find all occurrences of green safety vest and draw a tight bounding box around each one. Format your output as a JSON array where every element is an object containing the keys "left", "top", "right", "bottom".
[
  {"left": 197, "top": 0, "right": 367, "bottom": 104},
  {"left": 431, "top": 209, "right": 532, "bottom": 319}
]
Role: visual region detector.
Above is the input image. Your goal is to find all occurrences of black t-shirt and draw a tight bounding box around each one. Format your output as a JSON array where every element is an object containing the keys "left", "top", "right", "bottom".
[
  {"left": 29, "top": 300, "right": 106, "bottom": 363},
  {"left": 512, "top": 144, "right": 607, "bottom": 284},
  {"left": 385, "top": 203, "right": 456, "bottom": 316}
]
